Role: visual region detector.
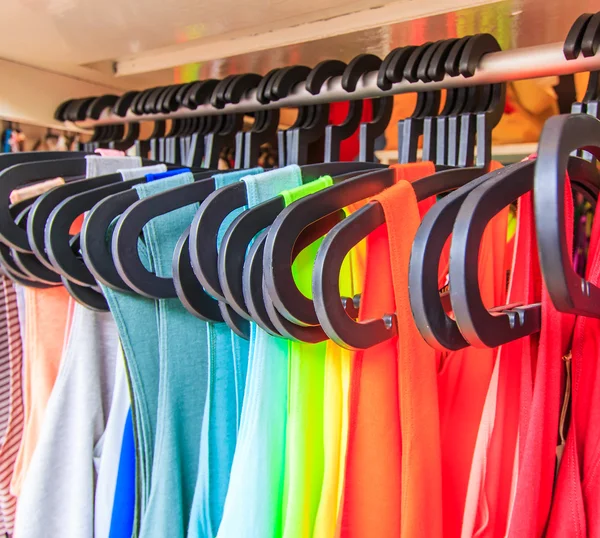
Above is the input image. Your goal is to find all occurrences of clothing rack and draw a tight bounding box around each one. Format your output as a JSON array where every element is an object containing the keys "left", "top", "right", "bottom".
[{"left": 71, "top": 41, "right": 600, "bottom": 128}]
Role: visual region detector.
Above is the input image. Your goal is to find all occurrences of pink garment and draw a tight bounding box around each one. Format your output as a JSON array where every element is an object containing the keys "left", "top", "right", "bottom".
[
  {"left": 545, "top": 194, "right": 600, "bottom": 538},
  {"left": 461, "top": 191, "right": 541, "bottom": 538},
  {"left": 506, "top": 176, "right": 576, "bottom": 537},
  {"left": 94, "top": 148, "right": 126, "bottom": 157}
]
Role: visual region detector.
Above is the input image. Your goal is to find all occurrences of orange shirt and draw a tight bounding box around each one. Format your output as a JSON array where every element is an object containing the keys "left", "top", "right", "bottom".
[
  {"left": 336, "top": 162, "right": 443, "bottom": 538},
  {"left": 10, "top": 285, "right": 71, "bottom": 496}
]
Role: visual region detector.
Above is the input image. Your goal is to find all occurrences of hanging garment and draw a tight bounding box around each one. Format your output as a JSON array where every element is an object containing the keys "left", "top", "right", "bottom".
[
  {"left": 101, "top": 227, "right": 160, "bottom": 533},
  {"left": 543, "top": 181, "right": 600, "bottom": 538},
  {"left": 86, "top": 155, "right": 143, "bottom": 173},
  {"left": 109, "top": 409, "right": 136, "bottom": 538},
  {"left": 217, "top": 166, "right": 307, "bottom": 538},
  {"left": 437, "top": 170, "right": 509, "bottom": 538},
  {"left": 507, "top": 177, "right": 577, "bottom": 537},
  {"left": 187, "top": 168, "right": 263, "bottom": 538},
  {"left": 0, "top": 277, "right": 12, "bottom": 537},
  {"left": 13, "top": 300, "right": 120, "bottom": 538},
  {"left": 279, "top": 176, "right": 337, "bottom": 538},
  {"left": 312, "top": 201, "right": 367, "bottom": 538},
  {"left": 97, "top": 165, "right": 179, "bottom": 535},
  {"left": 0, "top": 277, "right": 23, "bottom": 537},
  {"left": 10, "top": 284, "right": 71, "bottom": 496},
  {"left": 93, "top": 163, "right": 167, "bottom": 538},
  {"left": 461, "top": 189, "right": 541, "bottom": 538},
  {"left": 336, "top": 162, "right": 443, "bottom": 538},
  {"left": 95, "top": 346, "right": 133, "bottom": 538},
  {"left": 136, "top": 171, "right": 211, "bottom": 538}
]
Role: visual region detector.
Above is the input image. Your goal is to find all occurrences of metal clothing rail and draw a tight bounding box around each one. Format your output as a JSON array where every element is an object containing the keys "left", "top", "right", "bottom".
[{"left": 72, "top": 41, "right": 600, "bottom": 128}]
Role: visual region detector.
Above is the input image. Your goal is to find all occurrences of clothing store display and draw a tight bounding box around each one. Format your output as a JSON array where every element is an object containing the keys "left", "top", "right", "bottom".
[{"left": 1, "top": 13, "right": 600, "bottom": 538}]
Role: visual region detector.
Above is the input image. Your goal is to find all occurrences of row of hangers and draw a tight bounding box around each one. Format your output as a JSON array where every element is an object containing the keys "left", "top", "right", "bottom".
[{"left": 0, "top": 14, "right": 599, "bottom": 353}]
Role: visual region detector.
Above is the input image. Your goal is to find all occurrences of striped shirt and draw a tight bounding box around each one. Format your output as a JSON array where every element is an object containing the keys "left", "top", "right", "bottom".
[{"left": 0, "top": 278, "right": 24, "bottom": 536}]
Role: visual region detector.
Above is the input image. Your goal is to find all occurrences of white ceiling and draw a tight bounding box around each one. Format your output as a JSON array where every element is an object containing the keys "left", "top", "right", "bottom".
[
  {"left": 0, "top": 0, "right": 405, "bottom": 87},
  {"left": 1, "top": 0, "right": 598, "bottom": 87}
]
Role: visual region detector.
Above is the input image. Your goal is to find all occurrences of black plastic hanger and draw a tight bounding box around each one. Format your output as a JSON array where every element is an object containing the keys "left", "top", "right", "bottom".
[
  {"left": 409, "top": 152, "right": 600, "bottom": 352},
  {"left": 337, "top": 53, "right": 393, "bottom": 162},
  {"left": 535, "top": 113, "right": 600, "bottom": 317},
  {"left": 262, "top": 164, "right": 406, "bottom": 329},
  {"left": 45, "top": 172, "right": 156, "bottom": 288},
  {"left": 204, "top": 113, "right": 244, "bottom": 169},
  {"left": 0, "top": 240, "right": 51, "bottom": 288},
  {"left": 397, "top": 43, "right": 442, "bottom": 164},
  {"left": 80, "top": 168, "right": 216, "bottom": 293},
  {"left": 0, "top": 159, "right": 91, "bottom": 252},
  {"left": 55, "top": 99, "right": 77, "bottom": 122},
  {"left": 112, "top": 91, "right": 140, "bottom": 118},
  {"left": 581, "top": 12, "right": 600, "bottom": 57},
  {"left": 271, "top": 65, "right": 327, "bottom": 166},
  {"left": 237, "top": 70, "right": 282, "bottom": 168},
  {"left": 306, "top": 60, "right": 347, "bottom": 94},
  {"left": 26, "top": 166, "right": 162, "bottom": 272},
  {"left": 241, "top": 230, "right": 280, "bottom": 334},
  {"left": 313, "top": 168, "right": 497, "bottom": 347},
  {"left": 249, "top": 210, "right": 357, "bottom": 342},
  {"left": 447, "top": 154, "right": 598, "bottom": 349},
  {"left": 243, "top": 212, "right": 360, "bottom": 336},
  {"left": 218, "top": 167, "right": 379, "bottom": 321},
  {"left": 0, "top": 199, "right": 42, "bottom": 283},
  {"left": 81, "top": 188, "right": 146, "bottom": 292},
  {"left": 0, "top": 151, "right": 93, "bottom": 171},
  {"left": 162, "top": 118, "right": 186, "bottom": 164},
  {"left": 305, "top": 59, "right": 365, "bottom": 162},
  {"left": 189, "top": 161, "right": 384, "bottom": 311},
  {"left": 111, "top": 171, "right": 218, "bottom": 298},
  {"left": 61, "top": 234, "right": 109, "bottom": 311},
  {"left": 12, "top": 205, "right": 62, "bottom": 285},
  {"left": 3, "top": 197, "right": 61, "bottom": 286},
  {"left": 342, "top": 54, "right": 382, "bottom": 93},
  {"left": 187, "top": 116, "right": 217, "bottom": 167},
  {"left": 262, "top": 65, "right": 314, "bottom": 166},
  {"left": 65, "top": 97, "right": 96, "bottom": 123},
  {"left": 112, "top": 122, "right": 141, "bottom": 153},
  {"left": 172, "top": 227, "right": 224, "bottom": 322},
  {"left": 180, "top": 80, "right": 221, "bottom": 166},
  {"left": 136, "top": 120, "right": 167, "bottom": 160},
  {"left": 203, "top": 74, "right": 258, "bottom": 168},
  {"left": 240, "top": 108, "right": 279, "bottom": 168}
]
